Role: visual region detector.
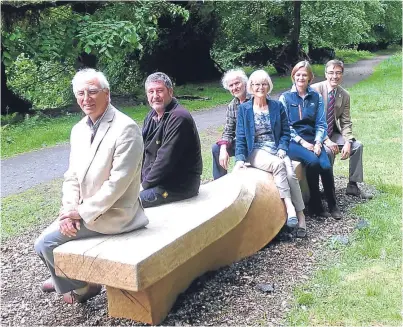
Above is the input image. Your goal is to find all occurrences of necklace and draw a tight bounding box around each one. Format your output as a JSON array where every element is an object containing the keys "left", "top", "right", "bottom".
[{"left": 253, "top": 104, "right": 268, "bottom": 112}]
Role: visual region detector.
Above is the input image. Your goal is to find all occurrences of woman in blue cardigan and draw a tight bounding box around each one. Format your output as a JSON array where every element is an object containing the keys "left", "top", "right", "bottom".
[{"left": 234, "top": 70, "right": 306, "bottom": 237}]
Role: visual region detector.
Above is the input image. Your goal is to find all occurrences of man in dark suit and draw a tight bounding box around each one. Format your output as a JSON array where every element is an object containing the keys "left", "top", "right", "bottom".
[
  {"left": 311, "top": 60, "right": 372, "bottom": 199},
  {"left": 140, "top": 72, "right": 202, "bottom": 208}
]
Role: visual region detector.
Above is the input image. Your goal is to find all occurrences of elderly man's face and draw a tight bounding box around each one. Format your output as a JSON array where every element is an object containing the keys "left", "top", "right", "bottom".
[
  {"left": 146, "top": 81, "right": 173, "bottom": 114},
  {"left": 227, "top": 77, "right": 246, "bottom": 99},
  {"left": 75, "top": 77, "right": 109, "bottom": 121},
  {"left": 325, "top": 65, "right": 343, "bottom": 88}
]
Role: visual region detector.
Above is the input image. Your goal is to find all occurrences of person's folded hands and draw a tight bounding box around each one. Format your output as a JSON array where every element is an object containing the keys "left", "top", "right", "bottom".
[{"left": 276, "top": 149, "right": 286, "bottom": 159}]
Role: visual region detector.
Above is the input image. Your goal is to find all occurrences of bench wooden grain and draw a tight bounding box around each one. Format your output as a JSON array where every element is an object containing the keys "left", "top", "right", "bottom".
[{"left": 54, "top": 163, "right": 307, "bottom": 324}]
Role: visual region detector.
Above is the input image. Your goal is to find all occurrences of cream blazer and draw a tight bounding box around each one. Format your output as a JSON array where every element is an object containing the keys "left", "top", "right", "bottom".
[
  {"left": 62, "top": 104, "right": 148, "bottom": 234},
  {"left": 311, "top": 81, "right": 354, "bottom": 141}
]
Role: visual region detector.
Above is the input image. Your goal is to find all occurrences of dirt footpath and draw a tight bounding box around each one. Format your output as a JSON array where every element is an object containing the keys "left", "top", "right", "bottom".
[{"left": 0, "top": 55, "right": 390, "bottom": 197}]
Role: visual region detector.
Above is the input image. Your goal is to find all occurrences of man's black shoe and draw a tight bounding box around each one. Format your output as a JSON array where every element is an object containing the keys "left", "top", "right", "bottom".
[{"left": 330, "top": 206, "right": 342, "bottom": 220}]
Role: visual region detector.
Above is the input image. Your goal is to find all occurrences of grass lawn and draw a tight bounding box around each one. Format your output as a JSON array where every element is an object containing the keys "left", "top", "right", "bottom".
[
  {"left": 286, "top": 54, "right": 402, "bottom": 325},
  {"left": 334, "top": 48, "right": 374, "bottom": 63},
  {"left": 1, "top": 179, "right": 63, "bottom": 238},
  {"left": 1, "top": 48, "right": 377, "bottom": 159}
]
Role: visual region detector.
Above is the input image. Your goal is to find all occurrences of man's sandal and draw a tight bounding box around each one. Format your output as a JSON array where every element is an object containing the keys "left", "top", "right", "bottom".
[
  {"left": 63, "top": 284, "right": 102, "bottom": 304},
  {"left": 296, "top": 226, "right": 307, "bottom": 238}
]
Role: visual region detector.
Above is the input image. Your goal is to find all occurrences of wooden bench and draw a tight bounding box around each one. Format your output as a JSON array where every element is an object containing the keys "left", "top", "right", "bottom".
[{"left": 54, "top": 163, "right": 307, "bottom": 325}]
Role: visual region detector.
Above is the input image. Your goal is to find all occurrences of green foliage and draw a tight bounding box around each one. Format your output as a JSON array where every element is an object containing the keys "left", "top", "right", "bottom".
[
  {"left": 211, "top": 0, "right": 402, "bottom": 71},
  {"left": 6, "top": 53, "right": 75, "bottom": 109},
  {"left": 77, "top": 17, "right": 141, "bottom": 60},
  {"left": 301, "top": 1, "right": 401, "bottom": 48},
  {"left": 1, "top": 0, "right": 401, "bottom": 112},
  {"left": 372, "top": 1, "right": 402, "bottom": 43},
  {"left": 301, "top": 1, "right": 383, "bottom": 48},
  {"left": 97, "top": 1, "right": 189, "bottom": 95},
  {"left": 211, "top": 1, "right": 289, "bottom": 69},
  {"left": 2, "top": 1, "right": 189, "bottom": 109},
  {"left": 243, "top": 65, "right": 277, "bottom": 76}
]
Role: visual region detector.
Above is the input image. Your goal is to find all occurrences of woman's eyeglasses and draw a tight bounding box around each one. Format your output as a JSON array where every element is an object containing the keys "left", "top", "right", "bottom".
[{"left": 252, "top": 83, "right": 268, "bottom": 88}]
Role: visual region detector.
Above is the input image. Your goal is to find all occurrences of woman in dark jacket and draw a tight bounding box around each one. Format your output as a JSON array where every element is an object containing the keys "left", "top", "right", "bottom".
[
  {"left": 235, "top": 70, "right": 306, "bottom": 236},
  {"left": 279, "top": 61, "right": 341, "bottom": 220}
]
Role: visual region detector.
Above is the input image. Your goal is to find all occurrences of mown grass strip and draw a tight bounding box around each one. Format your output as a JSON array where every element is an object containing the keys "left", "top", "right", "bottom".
[
  {"left": 1, "top": 179, "right": 63, "bottom": 239},
  {"left": 286, "top": 54, "right": 402, "bottom": 326}
]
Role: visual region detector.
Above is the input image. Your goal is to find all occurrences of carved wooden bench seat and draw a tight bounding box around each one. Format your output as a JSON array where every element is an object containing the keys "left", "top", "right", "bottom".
[{"left": 54, "top": 164, "right": 306, "bottom": 324}]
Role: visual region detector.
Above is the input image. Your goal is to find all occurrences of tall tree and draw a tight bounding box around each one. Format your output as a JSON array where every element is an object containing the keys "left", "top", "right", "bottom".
[{"left": 211, "top": 0, "right": 307, "bottom": 74}]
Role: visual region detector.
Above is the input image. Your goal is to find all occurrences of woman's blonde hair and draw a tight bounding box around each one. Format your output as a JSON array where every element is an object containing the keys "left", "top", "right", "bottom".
[
  {"left": 291, "top": 61, "right": 314, "bottom": 84},
  {"left": 246, "top": 69, "right": 274, "bottom": 94}
]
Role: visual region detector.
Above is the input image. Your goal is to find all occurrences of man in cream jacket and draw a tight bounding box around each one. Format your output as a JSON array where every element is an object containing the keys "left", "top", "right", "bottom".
[{"left": 34, "top": 69, "right": 148, "bottom": 304}]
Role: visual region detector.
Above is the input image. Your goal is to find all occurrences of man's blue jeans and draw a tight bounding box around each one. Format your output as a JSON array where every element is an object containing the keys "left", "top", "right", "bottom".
[
  {"left": 140, "top": 182, "right": 200, "bottom": 208},
  {"left": 211, "top": 142, "right": 235, "bottom": 180}
]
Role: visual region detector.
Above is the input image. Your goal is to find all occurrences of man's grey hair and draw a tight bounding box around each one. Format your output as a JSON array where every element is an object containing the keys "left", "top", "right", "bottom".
[
  {"left": 145, "top": 72, "right": 173, "bottom": 89},
  {"left": 246, "top": 69, "right": 274, "bottom": 95},
  {"left": 221, "top": 69, "right": 248, "bottom": 90},
  {"left": 72, "top": 68, "right": 110, "bottom": 94},
  {"left": 325, "top": 59, "right": 344, "bottom": 73}
]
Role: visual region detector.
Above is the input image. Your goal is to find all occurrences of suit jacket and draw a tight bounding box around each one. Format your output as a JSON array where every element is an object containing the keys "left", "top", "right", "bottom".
[
  {"left": 311, "top": 81, "right": 354, "bottom": 141},
  {"left": 235, "top": 97, "right": 290, "bottom": 162},
  {"left": 62, "top": 104, "right": 148, "bottom": 234}
]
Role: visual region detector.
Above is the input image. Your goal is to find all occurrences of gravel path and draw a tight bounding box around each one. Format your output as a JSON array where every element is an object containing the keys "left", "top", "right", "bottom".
[
  {"left": 0, "top": 177, "right": 375, "bottom": 326},
  {"left": 1, "top": 54, "right": 389, "bottom": 197}
]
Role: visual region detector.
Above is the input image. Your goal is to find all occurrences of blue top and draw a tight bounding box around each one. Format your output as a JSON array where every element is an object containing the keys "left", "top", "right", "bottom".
[
  {"left": 253, "top": 111, "right": 277, "bottom": 155},
  {"left": 235, "top": 97, "right": 291, "bottom": 162},
  {"left": 279, "top": 85, "right": 327, "bottom": 144}
]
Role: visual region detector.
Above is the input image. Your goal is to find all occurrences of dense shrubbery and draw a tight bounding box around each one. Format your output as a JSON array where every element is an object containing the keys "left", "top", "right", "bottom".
[
  {"left": 7, "top": 54, "right": 75, "bottom": 109},
  {"left": 1, "top": 0, "right": 401, "bottom": 114}
]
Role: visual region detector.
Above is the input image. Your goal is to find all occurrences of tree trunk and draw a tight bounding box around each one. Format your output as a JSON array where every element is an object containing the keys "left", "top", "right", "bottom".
[
  {"left": 272, "top": 1, "right": 305, "bottom": 75},
  {"left": 291, "top": 0, "right": 301, "bottom": 48}
]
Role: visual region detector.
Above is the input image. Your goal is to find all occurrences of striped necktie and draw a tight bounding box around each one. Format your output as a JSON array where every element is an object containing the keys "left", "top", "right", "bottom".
[{"left": 327, "top": 89, "right": 336, "bottom": 137}]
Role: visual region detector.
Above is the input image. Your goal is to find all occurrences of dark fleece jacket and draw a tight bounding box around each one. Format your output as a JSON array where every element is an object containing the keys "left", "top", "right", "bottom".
[{"left": 141, "top": 98, "right": 202, "bottom": 192}]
